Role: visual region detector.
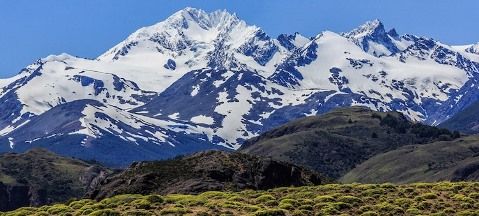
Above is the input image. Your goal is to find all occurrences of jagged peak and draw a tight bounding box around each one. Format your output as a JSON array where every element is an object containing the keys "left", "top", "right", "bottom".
[
  {"left": 343, "top": 19, "right": 386, "bottom": 39},
  {"left": 42, "top": 53, "right": 76, "bottom": 62},
  {"left": 98, "top": 8, "right": 258, "bottom": 60},
  {"left": 387, "top": 28, "right": 399, "bottom": 39},
  {"left": 277, "top": 32, "right": 310, "bottom": 50},
  {"left": 166, "top": 7, "right": 241, "bottom": 29},
  {"left": 465, "top": 43, "right": 479, "bottom": 54}
]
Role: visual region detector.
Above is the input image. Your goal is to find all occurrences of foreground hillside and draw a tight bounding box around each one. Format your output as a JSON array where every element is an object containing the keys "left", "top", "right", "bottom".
[
  {"left": 342, "top": 135, "right": 479, "bottom": 184},
  {"left": 3, "top": 182, "right": 479, "bottom": 216},
  {"left": 0, "top": 149, "right": 111, "bottom": 211},
  {"left": 241, "top": 106, "right": 459, "bottom": 179}
]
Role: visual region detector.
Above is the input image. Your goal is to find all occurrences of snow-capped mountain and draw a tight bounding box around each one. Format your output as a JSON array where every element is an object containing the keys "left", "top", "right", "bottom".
[{"left": 1, "top": 7, "right": 478, "bottom": 166}]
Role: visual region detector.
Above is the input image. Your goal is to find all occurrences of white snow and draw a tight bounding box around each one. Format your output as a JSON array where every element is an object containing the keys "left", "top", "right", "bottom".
[
  {"left": 190, "top": 115, "right": 215, "bottom": 125},
  {"left": 0, "top": 9, "right": 478, "bottom": 151},
  {"left": 8, "top": 137, "right": 14, "bottom": 149}
]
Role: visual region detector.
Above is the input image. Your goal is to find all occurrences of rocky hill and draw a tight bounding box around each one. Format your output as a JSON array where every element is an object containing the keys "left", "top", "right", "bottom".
[
  {"left": 341, "top": 135, "right": 479, "bottom": 183},
  {"left": 240, "top": 106, "right": 459, "bottom": 179},
  {"left": 86, "top": 151, "right": 326, "bottom": 200},
  {"left": 0, "top": 149, "right": 111, "bottom": 211}
]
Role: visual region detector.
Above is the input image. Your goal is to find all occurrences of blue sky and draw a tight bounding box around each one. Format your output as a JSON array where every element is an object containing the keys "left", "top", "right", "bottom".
[{"left": 1, "top": 0, "right": 478, "bottom": 78}]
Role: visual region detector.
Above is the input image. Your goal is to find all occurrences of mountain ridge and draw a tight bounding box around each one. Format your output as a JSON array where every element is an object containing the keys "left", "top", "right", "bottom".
[{"left": 1, "top": 7, "right": 479, "bottom": 165}]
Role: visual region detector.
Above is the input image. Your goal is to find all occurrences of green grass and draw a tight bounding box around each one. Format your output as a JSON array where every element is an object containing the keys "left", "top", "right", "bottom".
[{"left": 2, "top": 182, "right": 479, "bottom": 216}]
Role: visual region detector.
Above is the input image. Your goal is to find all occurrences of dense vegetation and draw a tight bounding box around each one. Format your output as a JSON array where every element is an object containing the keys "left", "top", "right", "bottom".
[{"left": 3, "top": 182, "right": 479, "bottom": 216}]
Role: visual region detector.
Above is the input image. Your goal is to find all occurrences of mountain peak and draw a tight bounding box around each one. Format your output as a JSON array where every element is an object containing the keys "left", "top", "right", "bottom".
[
  {"left": 161, "top": 7, "right": 241, "bottom": 31},
  {"left": 466, "top": 42, "right": 479, "bottom": 54},
  {"left": 344, "top": 19, "right": 385, "bottom": 39}
]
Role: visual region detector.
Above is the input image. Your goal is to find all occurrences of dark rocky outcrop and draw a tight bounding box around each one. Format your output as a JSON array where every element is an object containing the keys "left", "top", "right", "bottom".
[
  {"left": 87, "top": 151, "right": 326, "bottom": 200},
  {"left": 0, "top": 148, "right": 111, "bottom": 211}
]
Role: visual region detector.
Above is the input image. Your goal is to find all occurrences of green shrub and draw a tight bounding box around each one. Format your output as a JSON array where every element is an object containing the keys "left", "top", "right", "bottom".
[
  {"left": 298, "top": 204, "right": 313, "bottom": 211},
  {"left": 457, "top": 210, "right": 479, "bottom": 216},
  {"left": 360, "top": 211, "right": 379, "bottom": 216},
  {"left": 88, "top": 209, "right": 120, "bottom": 216},
  {"left": 278, "top": 203, "right": 295, "bottom": 210},
  {"left": 314, "top": 195, "right": 335, "bottom": 203},
  {"left": 405, "top": 208, "right": 420, "bottom": 215},
  {"left": 338, "top": 195, "right": 361, "bottom": 205},
  {"left": 46, "top": 204, "right": 72, "bottom": 215},
  {"left": 131, "top": 199, "right": 151, "bottom": 209},
  {"left": 69, "top": 199, "right": 94, "bottom": 209},
  {"left": 255, "top": 194, "right": 276, "bottom": 203},
  {"left": 144, "top": 195, "right": 164, "bottom": 204},
  {"left": 253, "top": 209, "right": 286, "bottom": 216},
  {"left": 159, "top": 207, "right": 191, "bottom": 215},
  {"left": 422, "top": 192, "right": 438, "bottom": 199},
  {"left": 393, "top": 198, "right": 413, "bottom": 208},
  {"left": 122, "top": 210, "right": 153, "bottom": 216}
]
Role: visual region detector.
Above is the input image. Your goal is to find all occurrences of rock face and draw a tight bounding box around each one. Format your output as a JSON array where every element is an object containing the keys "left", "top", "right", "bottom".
[
  {"left": 0, "top": 148, "right": 111, "bottom": 211},
  {"left": 341, "top": 135, "right": 479, "bottom": 183},
  {"left": 240, "top": 106, "right": 459, "bottom": 179},
  {"left": 439, "top": 101, "right": 479, "bottom": 134},
  {"left": 86, "top": 151, "right": 325, "bottom": 200},
  {"left": 0, "top": 184, "right": 29, "bottom": 211}
]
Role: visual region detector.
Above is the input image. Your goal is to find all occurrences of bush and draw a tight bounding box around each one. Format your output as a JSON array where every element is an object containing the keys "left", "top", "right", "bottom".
[
  {"left": 159, "top": 207, "right": 191, "bottom": 215},
  {"left": 144, "top": 195, "right": 164, "bottom": 204},
  {"left": 314, "top": 195, "right": 335, "bottom": 203},
  {"left": 88, "top": 209, "right": 121, "bottom": 216},
  {"left": 360, "top": 211, "right": 379, "bottom": 216},
  {"left": 422, "top": 192, "right": 438, "bottom": 199},
  {"left": 255, "top": 194, "right": 276, "bottom": 203},
  {"left": 131, "top": 199, "right": 151, "bottom": 209},
  {"left": 46, "top": 204, "right": 72, "bottom": 215},
  {"left": 338, "top": 196, "right": 362, "bottom": 205},
  {"left": 253, "top": 209, "right": 286, "bottom": 216}
]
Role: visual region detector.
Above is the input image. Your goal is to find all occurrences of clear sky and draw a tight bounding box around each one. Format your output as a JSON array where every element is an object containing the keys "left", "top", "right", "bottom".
[{"left": 1, "top": 0, "right": 478, "bottom": 78}]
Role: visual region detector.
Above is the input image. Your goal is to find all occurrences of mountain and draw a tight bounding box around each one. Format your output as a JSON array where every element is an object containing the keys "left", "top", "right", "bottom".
[
  {"left": 239, "top": 107, "right": 458, "bottom": 179},
  {"left": 0, "top": 99, "right": 227, "bottom": 167},
  {"left": 86, "top": 150, "right": 325, "bottom": 200},
  {"left": 439, "top": 101, "right": 479, "bottom": 134},
  {"left": 1, "top": 7, "right": 479, "bottom": 165},
  {"left": 0, "top": 148, "right": 111, "bottom": 211},
  {"left": 341, "top": 135, "right": 479, "bottom": 183}
]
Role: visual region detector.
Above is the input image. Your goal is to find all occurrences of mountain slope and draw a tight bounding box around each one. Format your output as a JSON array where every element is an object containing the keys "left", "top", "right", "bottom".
[
  {"left": 240, "top": 106, "right": 458, "bottom": 179},
  {"left": 0, "top": 148, "right": 111, "bottom": 211},
  {"left": 0, "top": 8, "right": 479, "bottom": 163},
  {"left": 0, "top": 99, "right": 227, "bottom": 167},
  {"left": 341, "top": 135, "right": 479, "bottom": 183},
  {"left": 86, "top": 151, "right": 325, "bottom": 200},
  {"left": 439, "top": 101, "right": 479, "bottom": 134}
]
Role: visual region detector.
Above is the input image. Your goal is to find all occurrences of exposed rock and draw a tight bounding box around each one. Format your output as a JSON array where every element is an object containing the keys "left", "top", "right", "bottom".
[{"left": 87, "top": 151, "right": 326, "bottom": 200}]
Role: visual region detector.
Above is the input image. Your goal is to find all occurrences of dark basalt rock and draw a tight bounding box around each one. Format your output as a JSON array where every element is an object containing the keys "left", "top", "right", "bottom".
[{"left": 86, "top": 151, "right": 326, "bottom": 200}]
